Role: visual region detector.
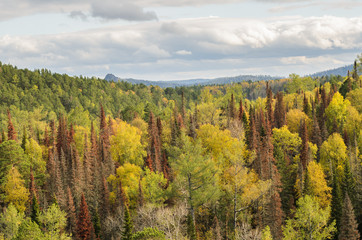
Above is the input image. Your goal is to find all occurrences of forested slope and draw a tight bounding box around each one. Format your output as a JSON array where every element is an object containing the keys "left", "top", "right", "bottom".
[{"left": 0, "top": 61, "right": 361, "bottom": 240}]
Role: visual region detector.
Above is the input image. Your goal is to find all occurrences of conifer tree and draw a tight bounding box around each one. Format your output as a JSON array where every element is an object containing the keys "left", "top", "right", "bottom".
[
  {"left": 181, "top": 91, "right": 186, "bottom": 121},
  {"left": 303, "top": 93, "right": 310, "bottom": 116},
  {"left": 21, "top": 126, "right": 27, "bottom": 150},
  {"left": 77, "top": 193, "right": 94, "bottom": 240},
  {"left": 331, "top": 175, "right": 343, "bottom": 237},
  {"left": 122, "top": 205, "right": 134, "bottom": 240},
  {"left": 300, "top": 119, "right": 309, "bottom": 170},
  {"left": 100, "top": 177, "right": 110, "bottom": 220},
  {"left": 43, "top": 126, "right": 49, "bottom": 147},
  {"left": 274, "top": 92, "right": 286, "bottom": 128},
  {"left": 148, "top": 112, "right": 162, "bottom": 172},
  {"left": 311, "top": 113, "right": 322, "bottom": 149},
  {"left": 266, "top": 83, "right": 274, "bottom": 128},
  {"left": 7, "top": 109, "right": 16, "bottom": 141},
  {"left": 339, "top": 194, "right": 360, "bottom": 240},
  {"left": 66, "top": 187, "right": 77, "bottom": 236},
  {"left": 187, "top": 213, "right": 197, "bottom": 240}
]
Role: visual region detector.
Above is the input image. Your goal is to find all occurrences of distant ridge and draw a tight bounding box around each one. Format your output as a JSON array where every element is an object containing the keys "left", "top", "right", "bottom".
[
  {"left": 308, "top": 64, "right": 353, "bottom": 78},
  {"left": 104, "top": 74, "right": 282, "bottom": 88}
]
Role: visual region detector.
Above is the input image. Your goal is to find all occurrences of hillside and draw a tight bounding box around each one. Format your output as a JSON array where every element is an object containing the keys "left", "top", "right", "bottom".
[
  {"left": 105, "top": 73, "right": 282, "bottom": 88},
  {"left": 0, "top": 62, "right": 361, "bottom": 240},
  {"left": 308, "top": 64, "right": 353, "bottom": 77}
]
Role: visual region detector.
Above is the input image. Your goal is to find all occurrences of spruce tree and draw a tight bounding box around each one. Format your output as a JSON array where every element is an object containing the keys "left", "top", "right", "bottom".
[
  {"left": 77, "top": 193, "right": 94, "bottom": 240},
  {"left": 339, "top": 194, "right": 360, "bottom": 240},
  {"left": 7, "top": 109, "right": 17, "bottom": 141},
  {"left": 67, "top": 187, "right": 77, "bottom": 236},
  {"left": 300, "top": 119, "right": 309, "bottom": 170},
  {"left": 121, "top": 205, "right": 134, "bottom": 240}
]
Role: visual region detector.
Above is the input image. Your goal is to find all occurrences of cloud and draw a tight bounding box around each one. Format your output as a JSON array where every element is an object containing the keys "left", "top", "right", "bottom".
[
  {"left": 91, "top": 2, "right": 158, "bottom": 21},
  {"left": 175, "top": 50, "right": 192, "bottom": 55},
  {"left": 69, "top": 10, "right": 88, "bottom": 20},
  {"left": 0, "top": 16, "right": 361, "bottom": 79},
  {"left": 0, "top": 0, "right": 327, "bottom": 22}
]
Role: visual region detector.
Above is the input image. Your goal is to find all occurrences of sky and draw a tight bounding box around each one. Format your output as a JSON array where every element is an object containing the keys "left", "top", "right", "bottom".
[{"left": 0, "top": 0, "right": 362, "bottom": 81}]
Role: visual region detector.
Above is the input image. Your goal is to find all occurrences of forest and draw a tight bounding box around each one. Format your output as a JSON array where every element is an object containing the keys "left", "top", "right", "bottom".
[{"left": 0, "top": 59, "right": 361, "bottom": 240}]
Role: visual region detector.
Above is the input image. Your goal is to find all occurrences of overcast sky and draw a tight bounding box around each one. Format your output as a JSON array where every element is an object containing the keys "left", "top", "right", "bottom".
[{"left": 0, "top": 0, "right": 361, "bottom": 80}]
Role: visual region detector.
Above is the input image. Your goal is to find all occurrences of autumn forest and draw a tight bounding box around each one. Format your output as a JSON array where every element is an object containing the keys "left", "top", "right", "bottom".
[{"left": 0, "top": 60, "right": 361, "bottom": 240}]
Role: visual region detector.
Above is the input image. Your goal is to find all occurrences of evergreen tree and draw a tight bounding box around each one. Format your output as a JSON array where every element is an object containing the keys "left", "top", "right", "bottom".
[
  {"left": 121, "top": 205, "right": 134, "bottom": 240},
  {"left": 303, "top": 93, "right": 310, "bottom": 117},
  {"left": 66, "top": 187, "right": 77, "bottom": 237},
  {"left": 266, "top": 83, "right": 274, "bottom": 128},
  {"left": 21, "top": 126, "right": 27, "bottom": 150},
  {"left": 274, "top": 92, "right": 286, "bottom": 128},
  {"left": 300, "top": 119, "right": 309, "bottom": 170},
  {"left": 77, "top": 193, "right": 94, "bottom": 240},
  {"left": 187, "top": 213, "right": 197, "bottom": 240},
  {"left": 7, "top": 109, "right": 17, "bottom": 141},
  {"left": 339, "top": 194, "right": 360, "bottom": 240},
  {"left": 30, "top": 195, "right": 40, "bottom": 225},
  {"left": 331, "top": 174, "right": 343, "bottom": 237}
]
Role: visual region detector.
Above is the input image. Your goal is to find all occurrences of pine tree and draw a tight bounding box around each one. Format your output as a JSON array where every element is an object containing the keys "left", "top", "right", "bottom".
[
  {"left": 7, "top": 109, "right": 17, "bottom": 141},
  {"left": 77, "top": 193, "right": 94, "bottom": 240},
  {"left": 121, "top": 205, "right": 134, "bottom": 240},
  {"left": 339, "top": 194, "right": 360, "bottom": 240}
]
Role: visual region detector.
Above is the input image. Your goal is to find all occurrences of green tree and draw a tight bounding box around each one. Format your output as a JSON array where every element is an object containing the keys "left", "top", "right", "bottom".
[
  {"left": 169, "top": 134, "right": 220, "bottom": 235},
  {"left": 15, "top": 218, "right": 43, "bottom": 240},
  {"left": 122, "top": 205, "right": 133, "bottom": 240},
  {"left": 38, "top": 203, "right": 71, "bottom": 240},
  {"left": 0, "top": 204, "right": 25, "bottom": 240},
  {"left": 141, "top": 169, "right": 169, "bottom": 206},
  {"left": 283, "top": 195, "right": 336, "bottom": 240}
]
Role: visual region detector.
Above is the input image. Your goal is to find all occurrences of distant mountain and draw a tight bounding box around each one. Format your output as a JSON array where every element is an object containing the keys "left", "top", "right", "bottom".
[
  {"left": 104, "top": 74, "right": 282, "bottom": 88},
  {"left": 308, "top": 64, "right": 353, "bottom": 78}
]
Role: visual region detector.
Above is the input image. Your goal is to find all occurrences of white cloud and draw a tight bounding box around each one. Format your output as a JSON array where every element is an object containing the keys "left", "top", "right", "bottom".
[
  {"left": 175, "top": 50, "right": 192, "bottom": 55},
  {"left": 0, "top": 16, "right": 361, "bottom": 79}
]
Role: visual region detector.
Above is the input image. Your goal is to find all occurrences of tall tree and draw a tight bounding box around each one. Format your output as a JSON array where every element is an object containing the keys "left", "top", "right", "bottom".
[
  {"left": 274, "top": 92, "right": 286, "bottom": 128},
  {"left": 76, "top": 193, "right": 94, "bottom": 240},
  {"left": 121, "top": 205, "right": 134, "bottom": 240},
  {"left": 283, "top": 195, "right": 336, "bottom": 240},
  {"left": 338, "top": 193, "right": 360, "bottom": 240},
  {"left": 7, "top": 109, "right": 17, "bottom": 141},
  {"left": 299, "top": 119, "right": 309, "bottom": 170},
  {"left": 66, "top": 187, "right": 77, "bottom": 237}
]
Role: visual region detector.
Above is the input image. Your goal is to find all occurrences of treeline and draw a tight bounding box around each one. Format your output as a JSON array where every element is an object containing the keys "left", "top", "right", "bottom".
[{"left": 0, "top": 61, "right": 361, "bottom": 240}]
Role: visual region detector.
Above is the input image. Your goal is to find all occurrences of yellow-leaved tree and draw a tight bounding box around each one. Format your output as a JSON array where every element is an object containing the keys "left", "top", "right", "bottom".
[
  {"left": 110, "top": 119, "right": 146, "bottom": 166},
  {"left": 3, "top": 166, "right": 29, "bottom": 212},
  {"left": 304, "top": 161, "right": 332, "bottom": 208},
  {"left": 320, "top": 133, "right": 347, "bottom": 180}
]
